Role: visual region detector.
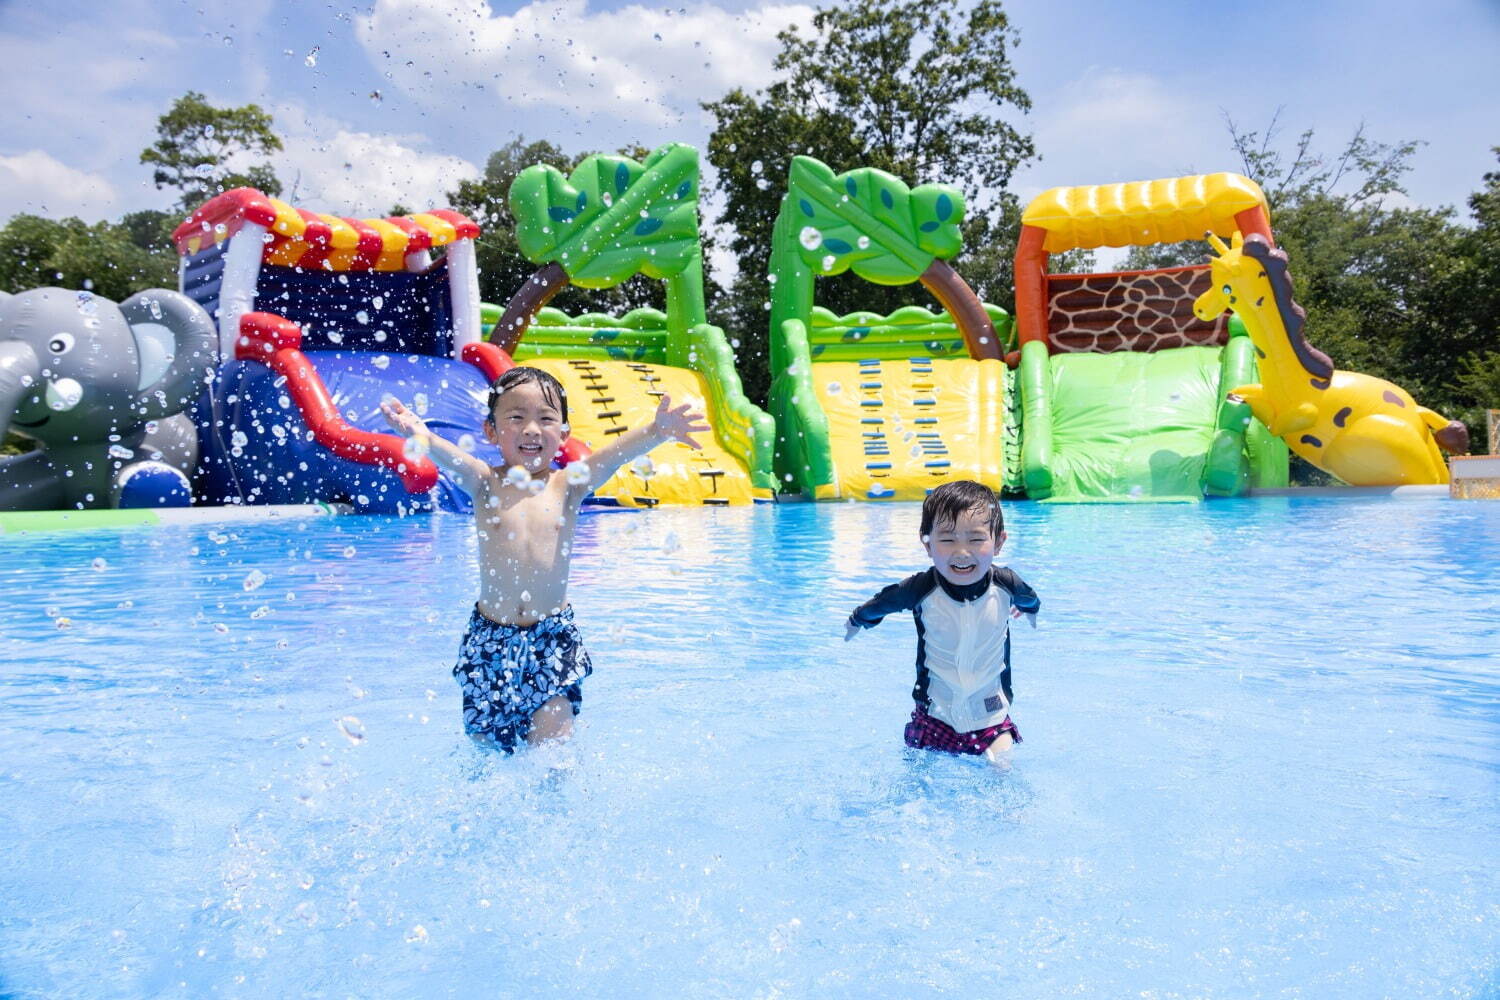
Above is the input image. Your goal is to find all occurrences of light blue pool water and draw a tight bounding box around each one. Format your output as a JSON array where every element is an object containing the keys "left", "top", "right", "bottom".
[{"left": 1, "top": 497, "right": 1497, "bottom": 997}]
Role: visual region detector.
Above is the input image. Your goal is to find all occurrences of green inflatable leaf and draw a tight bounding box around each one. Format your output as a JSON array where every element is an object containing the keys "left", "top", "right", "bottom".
[
  {"left": 779, "top": 156, "right": 966, "bottom": 286},
  {"left": 509, "top": 143, "right": 703, "bottom": 287}
]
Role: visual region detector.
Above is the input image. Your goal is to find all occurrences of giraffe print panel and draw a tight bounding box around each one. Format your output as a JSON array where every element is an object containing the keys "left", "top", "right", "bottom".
[{"left": 1047, "top": 265, "right": 1228, "bottom": 354}]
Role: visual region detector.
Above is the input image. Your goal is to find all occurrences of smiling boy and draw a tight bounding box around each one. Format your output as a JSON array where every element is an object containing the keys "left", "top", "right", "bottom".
[
  {"left": 381, "top": 366, "right": 708, "bottom": 752},
  {"left": 844, "top": 480, "right": 1040, "bottom": 760}
]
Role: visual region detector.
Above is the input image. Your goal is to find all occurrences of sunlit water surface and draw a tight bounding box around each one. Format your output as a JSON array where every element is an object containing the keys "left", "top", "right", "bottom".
[{"left": 1, "top": 497, "right": 1497, "bottom": 998}]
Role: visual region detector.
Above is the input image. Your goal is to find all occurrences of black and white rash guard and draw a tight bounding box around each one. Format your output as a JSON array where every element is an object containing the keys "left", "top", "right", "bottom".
[{"left": 847, "top": 567, "right": 1040, "bottom": 733}]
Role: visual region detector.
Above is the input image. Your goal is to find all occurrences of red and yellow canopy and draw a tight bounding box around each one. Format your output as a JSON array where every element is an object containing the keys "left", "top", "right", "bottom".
[{"left": 172, "top": 188, "right": 480, "bottom": 272}]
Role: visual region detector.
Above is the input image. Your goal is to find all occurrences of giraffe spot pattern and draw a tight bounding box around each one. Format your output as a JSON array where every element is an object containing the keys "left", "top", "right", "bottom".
[
  {"left": 1299, "top": 434, "right": 1323, "bottom": 448},
  {"left": 1310, "top": 377, "right": 1330, "bottom": 391},
  {"left": 1382, "top": 390, "right": 1406, "bottom": 407},
  {"left": 1333, "top": 406, "right": 1352, "bottom": 427}
]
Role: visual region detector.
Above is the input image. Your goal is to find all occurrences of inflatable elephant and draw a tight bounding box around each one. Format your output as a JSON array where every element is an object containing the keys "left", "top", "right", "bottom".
[{"left": 0, "top": 287, "right": 217, "bottom": 510}]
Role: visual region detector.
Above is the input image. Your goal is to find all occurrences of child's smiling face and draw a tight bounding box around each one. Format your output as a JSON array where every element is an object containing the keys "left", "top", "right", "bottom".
[
  {"left": 485, "top": 380, "right": 566, "bottom": 473},
  {"left": 923, "top": 505, "right": 1004, "bottom": 586}
]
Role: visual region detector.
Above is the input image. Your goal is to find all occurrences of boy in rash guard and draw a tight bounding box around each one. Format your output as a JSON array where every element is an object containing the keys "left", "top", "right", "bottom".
[
  {"left": 381, "top": 366, "right": 708, "bottom": 753},
  {"left": 844, "top": 480, "right": 1040, "bottom": 760}
]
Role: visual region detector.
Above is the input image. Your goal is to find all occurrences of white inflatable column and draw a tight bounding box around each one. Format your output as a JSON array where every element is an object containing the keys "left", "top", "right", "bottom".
[
  {"left": 445, "top": 238, "right": 482, "bottom": 358},
  {"left": 217, "top": 221, "right": 267, "bottom": 358}
]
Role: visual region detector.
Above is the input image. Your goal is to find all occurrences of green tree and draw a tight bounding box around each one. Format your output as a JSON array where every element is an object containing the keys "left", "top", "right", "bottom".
[
  {"left": 0, "top": 214, "right": 174, "bottom": 300},
  {"left": 445, "top": 137, "right": 663, "bottom": 318},
  {"left": 703, "top": 0, "right": 1035, "bottom": 403},
  {"left": 140, "top": 91, "right": 284, "bottom": 212},
  {"left": 1442, "top": 147, "right": 1500, "bottom": 444}
]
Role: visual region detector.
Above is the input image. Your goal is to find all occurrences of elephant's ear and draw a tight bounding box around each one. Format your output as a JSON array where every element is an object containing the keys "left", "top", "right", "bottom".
[{"left": 120, "top": 290, "right": 217, "bottom": 420}]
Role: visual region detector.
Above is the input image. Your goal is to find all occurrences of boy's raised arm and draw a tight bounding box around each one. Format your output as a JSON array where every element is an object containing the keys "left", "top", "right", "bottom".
[
  {"left": 845, "top": 571, "right": 934, "bottom": 640},
  {"left": 579, "top": 394, "right": 709, "bottom": 493},
  {"left": 379, "top": 397, "right": 490, "bottom": 498}
]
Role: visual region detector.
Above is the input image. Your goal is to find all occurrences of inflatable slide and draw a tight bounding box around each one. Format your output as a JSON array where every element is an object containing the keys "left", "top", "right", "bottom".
[
  {"left": 493, "top": 143, "right": 775, "bottom": 506},
  {"left": 766, "top": 157, "right": 1014, "bottom": 500},
  {"left": 1013, "top": 173, "right": 1288, "bottom": 501}
]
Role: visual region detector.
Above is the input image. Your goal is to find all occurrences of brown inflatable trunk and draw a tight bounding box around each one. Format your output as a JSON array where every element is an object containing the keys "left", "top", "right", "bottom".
[
  {"left": 491, "top": 262, "right": 570, "bottom": 355},
  {"left": 918, "top": 258, "right": 1000, "bottom": 362}
]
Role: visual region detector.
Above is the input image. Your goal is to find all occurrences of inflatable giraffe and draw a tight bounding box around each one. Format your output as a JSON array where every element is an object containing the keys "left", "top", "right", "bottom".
[{"left": 1193, "top": 231, "right": 1468, "bottom": 485}]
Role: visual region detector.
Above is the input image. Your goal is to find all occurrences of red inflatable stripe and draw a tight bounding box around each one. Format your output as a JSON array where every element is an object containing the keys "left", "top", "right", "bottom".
[{"left": 234, "top": 312, "right": 439, "bottom": 494}]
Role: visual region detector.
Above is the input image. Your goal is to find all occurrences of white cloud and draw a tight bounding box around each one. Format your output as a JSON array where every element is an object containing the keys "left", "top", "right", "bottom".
[
  {"left": 272, "top": 104, "right": 481, "bottom": 216},
  {"left": 0, "top": 151, "right": 119, "bottom": 220},
  {"left": 353, "top": 0, "right": 812, "bottom": 131}
]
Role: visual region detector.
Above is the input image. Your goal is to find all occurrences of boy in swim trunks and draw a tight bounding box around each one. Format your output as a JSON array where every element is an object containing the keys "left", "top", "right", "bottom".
[
  {"left": 381, "top": 366, "right": 708, "bottom": 752},
  {"left": 845, "top": 480, "right": 1040, "bottom": 762}
]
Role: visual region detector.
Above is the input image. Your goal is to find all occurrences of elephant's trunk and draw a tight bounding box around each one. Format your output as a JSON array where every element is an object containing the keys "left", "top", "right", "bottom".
[{"left": 0, "top": 340, "right": 42, "bottom": 443}]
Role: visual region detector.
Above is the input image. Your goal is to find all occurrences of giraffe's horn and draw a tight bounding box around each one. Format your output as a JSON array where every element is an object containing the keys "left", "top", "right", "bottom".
[{"left": 1206, "top": 232, "right": 1231, "bottom": 256}]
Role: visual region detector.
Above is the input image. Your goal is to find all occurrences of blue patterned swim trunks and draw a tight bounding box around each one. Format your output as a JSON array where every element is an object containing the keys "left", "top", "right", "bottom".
[{"left": 453, "top": 605, "right": 593, "bottom": 752}]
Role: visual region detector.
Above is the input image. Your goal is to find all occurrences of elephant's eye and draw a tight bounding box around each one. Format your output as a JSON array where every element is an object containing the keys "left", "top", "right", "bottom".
[{"left": 48, "top": 333, "right": 75, "bottom": 355}]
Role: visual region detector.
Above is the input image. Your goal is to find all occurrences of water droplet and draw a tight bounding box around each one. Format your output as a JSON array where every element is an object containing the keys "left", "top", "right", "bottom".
[
  {"left": 505, "top": 465, "right": 530, "bottom": 488},
  {"left": 372, "top": 295, "right": 384, "bottom": 310},
  {"left": 372, "top": 355, "right": 391, "bottom": 371},
  {"left": 144, "top": 420, "right": 160, "bottom": 434},
  {"left": 341, "top": 545, "right": 356, "bottom": 559},
  {"left": 369, "top": 90, "right": 382, "bottom": 104},
  {"left": 412, "top": 393, "right": 429, "bottom": 416},
  {"left": 457, "top": 434, "right": 477, "bottom": 453},
  {"left": 402, "top": 436, "right": 429, "bottom": 460},
  {"left": 630, "top": 454, "right": 655, "bottom": 479},
  {"left": 856, "top": 235, "right": 871, "bottom": 249},
  {"left": 565, "top": 460, "right": 591, "bottom": 485},
  {"left": 231, "top": 430, "right": 249, "bottom": 448},
  {"left": 304, "top": 46, "right": 319, "bottom": 67},
  {"left": 251, "top": 606, "right": 270, "bottom": 619},
  {"left": 91, "top": 557, "right": 108, "bottom": 571},
  {"left": 799, "top": 226, "right": 821, "bottom": 251},
  {"left": 243, "top": 569, "right": 267, "bottom": 591},
  {"left": 337, "top": 715, "right": 366, "bottom": 744},
  {"left": 750, "top": 160, "right": 763, "bottom": 175},
  {"left": 821, "top": 255, "right": 836, "bottom": 271},
  {"left": 213, "top": 622, "right": 230, "bottom": 634},
  {"left": 827, "top": 382, "right": 841, "bottom": 395},
  {"left": 755, "top": 177, "right": 769, "bottom": 191},
  {"left": 405, "top": 924, "right": 428, "bottom": 943}
]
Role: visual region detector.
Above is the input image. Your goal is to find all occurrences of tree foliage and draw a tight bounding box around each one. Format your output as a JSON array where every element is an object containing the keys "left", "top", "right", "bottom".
[
  {"left": 140, "top": 91, "right": 284, "bottom": 212},
  {"left": 703, "top": 0, "right": 1035, "bottom": 403},
  {"left": 0, "top": 214, "right": 175, "bottom": 300}
]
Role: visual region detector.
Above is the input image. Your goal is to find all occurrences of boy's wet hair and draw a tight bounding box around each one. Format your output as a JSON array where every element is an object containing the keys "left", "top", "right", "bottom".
[
  {"left": 486, "top": 366, "right": 568, "bottom": 425},
  {"left": 920, "top": 480, "right": 1003, "bottom": 540}
]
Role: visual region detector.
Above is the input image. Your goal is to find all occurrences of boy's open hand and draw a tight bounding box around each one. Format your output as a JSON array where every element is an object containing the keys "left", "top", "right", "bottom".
[
  {"left": 379, "top": 397, "right": 426, "bottom": 437},
  {"left": 653, "top": 394, "right": 710, "bottom": 449}
]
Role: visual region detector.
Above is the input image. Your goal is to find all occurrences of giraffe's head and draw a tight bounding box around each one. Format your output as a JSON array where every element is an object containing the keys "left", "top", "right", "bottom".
[{"left": 1192, "top": 230, "right": 1247, "bottom": 323}]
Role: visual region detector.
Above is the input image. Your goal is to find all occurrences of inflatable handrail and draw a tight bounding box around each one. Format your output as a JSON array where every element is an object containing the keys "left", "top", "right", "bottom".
[
  {"left": 234, "top": 312, "right": 439, "bottom": 494},
  {"left": 459, "top": 341, "right": 592, "bottom": 466}
]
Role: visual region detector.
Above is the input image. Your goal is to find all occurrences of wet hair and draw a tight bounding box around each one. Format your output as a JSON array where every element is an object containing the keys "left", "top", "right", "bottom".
[
  {"left": 920, "top": 480, "right": 1003, "bottom": 540},
  {"left": 486, "top": 366, "right": 567, "bottom": 425}
]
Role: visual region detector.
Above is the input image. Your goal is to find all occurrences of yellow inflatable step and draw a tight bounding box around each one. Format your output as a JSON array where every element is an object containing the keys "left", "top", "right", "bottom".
[
  {"left": 529, "top": 359, "right": 756, "bottom": 507},
  {"left": 815, "top": 358, "right": 1006, "bottom": 501}
]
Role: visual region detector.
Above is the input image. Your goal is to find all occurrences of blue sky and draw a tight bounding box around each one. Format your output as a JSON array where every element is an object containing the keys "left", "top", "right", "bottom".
[{"left": 2, "top": 0, "right": 1496, "bottom": 271}]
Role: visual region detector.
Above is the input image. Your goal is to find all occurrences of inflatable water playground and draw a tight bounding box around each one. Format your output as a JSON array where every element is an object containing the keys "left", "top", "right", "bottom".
[
  {"left": 3, "top": 153, "right": 1497, "bottom": 996},
  {"left": 0, "top": 147, "right": 1477, "bottom": 522}
]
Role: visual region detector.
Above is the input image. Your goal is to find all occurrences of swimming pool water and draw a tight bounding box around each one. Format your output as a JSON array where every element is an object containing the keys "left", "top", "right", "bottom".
[{"left": 1, "top": 497, "right": 1497, "bottom": 997}]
